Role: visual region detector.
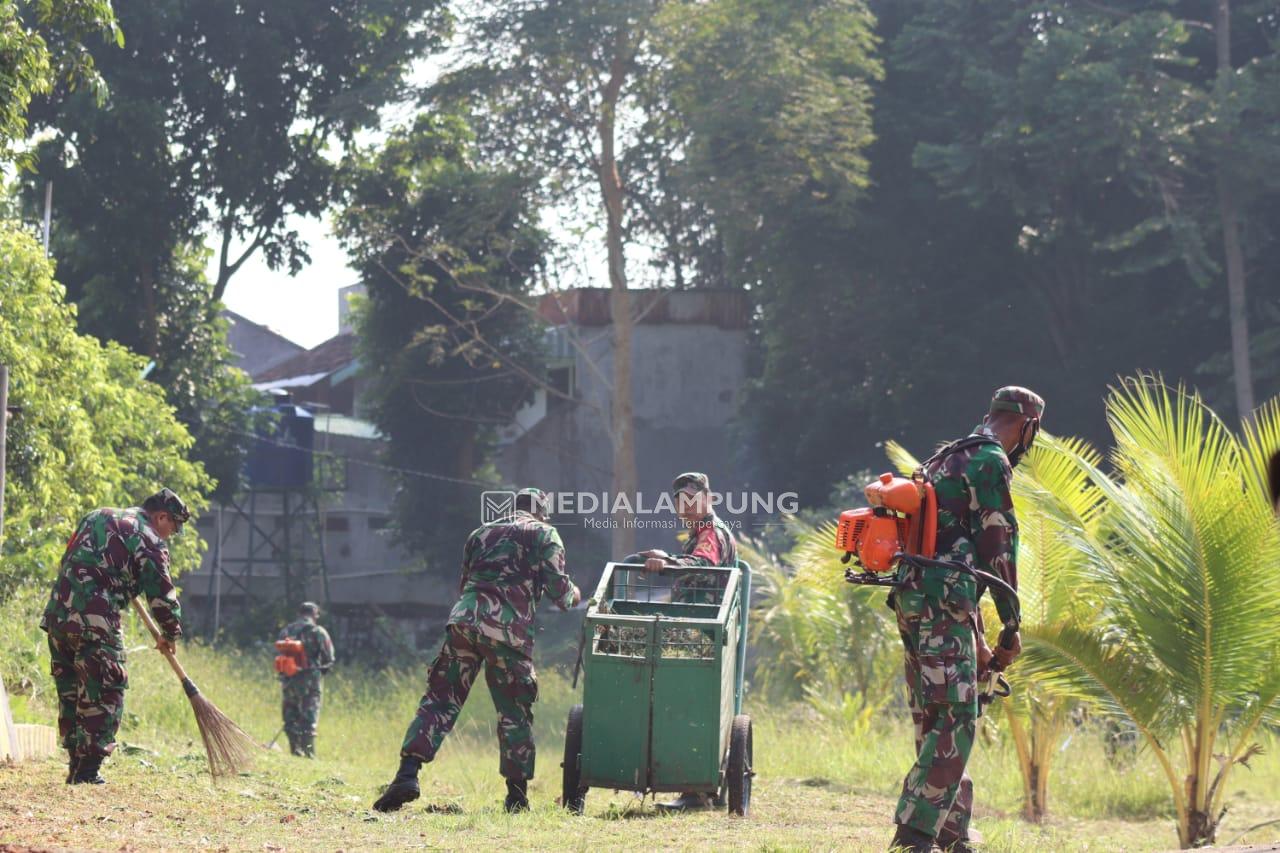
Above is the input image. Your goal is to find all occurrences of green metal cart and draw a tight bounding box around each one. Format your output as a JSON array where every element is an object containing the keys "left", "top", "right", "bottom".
[{"left": 560, "top": 561, "right": 753, "bottom": 816}]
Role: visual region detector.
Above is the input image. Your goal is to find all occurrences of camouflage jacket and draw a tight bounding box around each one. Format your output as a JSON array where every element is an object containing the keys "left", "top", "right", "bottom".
[
  {"left": 670, "top": 513, "right": 738, "bottom": 569},
  {"left": 278, "top": 617, "right": 335, "bottom": 681},
  {"left": 40, "top": 507, "right": 183, "bottom": 646},
  {"left": 447, "top": 510, "right": 578, "bottom": 656},
  {"left": 922, "top": 424, "right": 1019, "bottom": 624}
]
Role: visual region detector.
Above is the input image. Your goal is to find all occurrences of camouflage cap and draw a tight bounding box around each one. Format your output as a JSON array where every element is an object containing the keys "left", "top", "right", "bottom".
[
  {"left": 298, "top": 601, "right": 320, "bottom": 617},
  {"left": 989, "top": 386, "right": 1045, "bottom": 418},
  {"left": 515, "top": 487, "right": 551, "bottom": 517},
  {"left": 144, "top": 487, "right": 190, "bottom": 524},
  {"left": 672, "top": 472, "right": 710, "bottom": 493}
]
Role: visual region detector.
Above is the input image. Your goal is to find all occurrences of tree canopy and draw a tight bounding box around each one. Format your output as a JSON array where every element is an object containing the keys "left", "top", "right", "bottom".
[
  {"left": 0, "top": 222, "right": 210, "bottom": 594},
  {"left": 335, "top": 113, "right": 547, "bottom": 566}
]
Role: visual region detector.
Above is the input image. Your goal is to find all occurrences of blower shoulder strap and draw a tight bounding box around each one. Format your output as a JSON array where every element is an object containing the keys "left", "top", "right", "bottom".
[{"left": 917, "top": 434, "right": 1001, "bottom": 473}]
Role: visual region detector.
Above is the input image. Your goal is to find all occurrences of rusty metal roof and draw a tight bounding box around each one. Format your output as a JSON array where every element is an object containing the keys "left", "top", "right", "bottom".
[{"left": 538, "top": 288, "right": 748, "bottom": 329}]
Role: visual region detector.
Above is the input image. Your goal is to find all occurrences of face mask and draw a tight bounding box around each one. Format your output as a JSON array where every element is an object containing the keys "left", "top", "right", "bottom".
[{"left": 1007, "top": 418, "right": 1040, "bottom": 468}]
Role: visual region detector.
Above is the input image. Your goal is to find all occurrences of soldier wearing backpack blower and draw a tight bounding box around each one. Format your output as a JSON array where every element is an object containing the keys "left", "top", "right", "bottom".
[
  {"left": 275, "top": 601, "right": 335, "bottom": 758},
  {"left": 885, "top": 386, "right": 1043, "bottom": 853}
]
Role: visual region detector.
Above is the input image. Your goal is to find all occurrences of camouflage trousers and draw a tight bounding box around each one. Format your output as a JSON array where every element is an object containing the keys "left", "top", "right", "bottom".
[
  {"left": 400, "top": 624, "right": 538, "bottom": 780},
  {"left": 892, "top": 562, "right": 980, "bottom": 843},
  {"left": 46, "top": 630, "right": 128, "bottom": 759},
  {"left": 281, "top": 672, "right": 323, "bottom": 740}
]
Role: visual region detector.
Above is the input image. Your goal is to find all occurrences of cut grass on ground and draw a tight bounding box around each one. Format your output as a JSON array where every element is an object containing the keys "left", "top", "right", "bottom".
[{"left": 3, "top": 639, "right": 1279, "bottom": 851}]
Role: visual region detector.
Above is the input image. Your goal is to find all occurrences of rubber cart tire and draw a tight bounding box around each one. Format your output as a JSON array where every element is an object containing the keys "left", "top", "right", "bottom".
[
  {"left": 561, "top": 704, "right": 587, "bottom": 814},
  {"left": 726, "top": 713, "right": 753, "bottom": 816}
]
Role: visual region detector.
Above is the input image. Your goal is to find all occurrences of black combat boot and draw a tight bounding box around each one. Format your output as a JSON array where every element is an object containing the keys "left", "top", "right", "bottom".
[
  {"left": 504, "top": 779, "right": 529, "bottom": 813},
  {"left": 65, "top": 751, "right": 79, "bottom": 784},
  {"left": 300, "top": 734, "right": 316, "bottom": 759},
  {"left": 372, "top": 756, "right": 422, "bottom": 812},
  {"left": 656, "top": 791, "right": 713, "bottom": 811},
  {"left": 71, "top": 755, "right": 106, "bottom": 785},
  {"left": 888, "top": 823, "right": 934, "bottom": 853}
]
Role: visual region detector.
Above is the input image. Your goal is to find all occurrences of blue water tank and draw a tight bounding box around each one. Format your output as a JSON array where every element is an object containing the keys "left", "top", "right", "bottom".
[{"left": 246, "top": 404, "right": 315, "bottom": 489}]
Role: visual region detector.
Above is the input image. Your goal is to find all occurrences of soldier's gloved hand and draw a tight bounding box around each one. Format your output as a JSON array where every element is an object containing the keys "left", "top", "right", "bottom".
[{"left": 993, "top": 629, "right": 1021, "bottom": 670}]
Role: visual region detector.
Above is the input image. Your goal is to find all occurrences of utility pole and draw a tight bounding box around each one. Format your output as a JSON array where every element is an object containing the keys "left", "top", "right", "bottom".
[
  {"left": 41, "top": 182, "right": 52, "bottom": 257},
  {"left": 0, "top": 365, "right": 9, "bottom": 549}
]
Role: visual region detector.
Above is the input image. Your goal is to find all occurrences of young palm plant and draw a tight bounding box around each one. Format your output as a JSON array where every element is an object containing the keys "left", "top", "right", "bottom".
[
  {"left": 885, "top": 433, "right": 1107, "bottom": 822},
  {"left": 1018, "top": 377, "right": 1280, "bottom": 848},
  {"left": 743, "top": 527, "right": 899, "bottom": 728}
]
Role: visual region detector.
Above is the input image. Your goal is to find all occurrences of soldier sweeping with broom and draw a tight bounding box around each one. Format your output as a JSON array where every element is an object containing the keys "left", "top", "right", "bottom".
[
  {"left": 40, "top": 488, "right": 257, "bottom": 783},
  {"left": 40, "top": 489, "right": 190, "bottom": 784}
]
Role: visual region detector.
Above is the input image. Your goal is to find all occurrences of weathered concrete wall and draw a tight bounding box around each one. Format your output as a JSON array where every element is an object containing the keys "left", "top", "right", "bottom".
[{"left": 496, "top": 318, "right": 749, "bottom": 566}]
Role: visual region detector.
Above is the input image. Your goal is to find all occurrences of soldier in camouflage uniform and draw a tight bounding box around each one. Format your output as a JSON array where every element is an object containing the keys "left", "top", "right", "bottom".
[
  {"left": 373, "top": 487, "right": 580, "bottom": 814},
  {"left": 639, "top": 472, "right": 738, "bottom": 812},
  {"left": 639, "top": 472, "right": 739, "bottom": 604},
  {"left": 889, "top": 388, "right": 1042, "bottom": 853},
  {"left": 39, "top": 488, "right": 190, "bottom": 784},
  {"left": 277, "top": 601, "right": 335, "bottom": 758}
]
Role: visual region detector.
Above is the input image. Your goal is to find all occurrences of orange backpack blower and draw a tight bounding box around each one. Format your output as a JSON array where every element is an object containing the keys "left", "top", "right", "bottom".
[
  {"left": 835, "top": 472, "right": 937, "bottom": 583},
  {"left": 274, "top": 639, "right": 307, "bottom": 677}
]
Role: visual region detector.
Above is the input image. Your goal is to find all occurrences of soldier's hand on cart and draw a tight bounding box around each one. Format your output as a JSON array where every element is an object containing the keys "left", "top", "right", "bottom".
[{"left": 639, "top": 550, "right": 671, "bottom": 573}]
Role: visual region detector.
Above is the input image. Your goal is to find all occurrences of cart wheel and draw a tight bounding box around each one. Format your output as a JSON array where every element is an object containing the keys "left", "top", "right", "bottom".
[
  {"left": 726, "top": 714, "right": 753, "bottom": 816},
  {"left": 561, "top": 704, "right": 588, "bottom": 814}
]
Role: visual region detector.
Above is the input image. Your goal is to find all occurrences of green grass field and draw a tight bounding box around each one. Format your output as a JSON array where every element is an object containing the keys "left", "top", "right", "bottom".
[{"left": 3, "top": 637, "right": 1279, "bottom": 851}]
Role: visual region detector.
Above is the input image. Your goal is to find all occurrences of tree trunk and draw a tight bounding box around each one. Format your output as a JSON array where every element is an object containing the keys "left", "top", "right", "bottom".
[
  {"left": 1214, "top": 0, "right": 1255, "bottom": 421},
  {"left": 598, "top": 32, "right": 638, "bottom": 557}
]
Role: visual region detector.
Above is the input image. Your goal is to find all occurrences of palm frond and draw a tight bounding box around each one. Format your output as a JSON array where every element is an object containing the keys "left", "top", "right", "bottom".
[
  {"left": 884, "top": 440, "right": 919, "bottom": 476},
  {"left": 1021, "top": 622, "right": 1174, "bottom": 734},
  {"left": 1241, "top": 395, "right": 1280, "bottom": 509},
  {"left": 1103, "top": 376, "right": 1280, "bottom": 712}
]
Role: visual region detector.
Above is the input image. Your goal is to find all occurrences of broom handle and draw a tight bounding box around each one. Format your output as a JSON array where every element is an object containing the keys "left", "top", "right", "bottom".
[{"left": 130, "top": 598, "right": 192, "bottom": 685}]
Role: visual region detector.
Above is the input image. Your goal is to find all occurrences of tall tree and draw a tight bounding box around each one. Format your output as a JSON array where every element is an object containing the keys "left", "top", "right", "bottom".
[
  {"left": 22, "top": 0, "right": 450, "bottom": 497},
  {"left": 893, "top": 0, "right": 1280, "bottom": 421},
  {"left": 0, "top": 0, "right": 118, "bottom": 163},
  {"left": 437, "top": 0, "right": 683, "bottom": 554},
  {"left": 335, "top": 113, "right": 547, "bottom": 567}
]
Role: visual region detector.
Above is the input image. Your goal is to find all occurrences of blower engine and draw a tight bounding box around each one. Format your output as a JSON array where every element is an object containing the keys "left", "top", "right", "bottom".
[
  {"left": 835, "top": 472, "right": 937, "bottom": 585},
  {"left": 274, "top": 639, "right": 308, "bottom": 677}
]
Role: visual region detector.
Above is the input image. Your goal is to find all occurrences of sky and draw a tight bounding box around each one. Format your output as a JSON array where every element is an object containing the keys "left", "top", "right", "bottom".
[
  {"left": 212, "top": 198, "right": 617, "bottom": 353},
  {"left": 210, "top": 215, "right": 358, "bottom": 350}
]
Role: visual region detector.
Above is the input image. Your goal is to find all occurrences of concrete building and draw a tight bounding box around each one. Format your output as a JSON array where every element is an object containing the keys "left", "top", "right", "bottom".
[
  {"left": 189, "top": 296, "right": 453, "bottom": 653},
  {"left": 189, "top": 287, "right": 750, "bottom": 651},
  {"left": 223, "top": 311, "right": 305, "bottom": 376},
  {"left": 495, "top": 288, "right": 750, "bottom": 564}
]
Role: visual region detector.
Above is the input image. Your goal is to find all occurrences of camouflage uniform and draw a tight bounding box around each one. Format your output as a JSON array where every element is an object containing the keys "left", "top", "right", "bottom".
[
  {"left": 669, "top": 513, "right": 739, "bottom": 604},
  {"left": 893, "top": 388, "right": 1039, "bottom": 846},
  {"left": 278, "top": 615, "right": 335, "bottom": 756},
  {"left": 398, "top": 508, "right": 577, "bottom": 781},
  {"left": 40, "top": 507, "right": 183, "bottom": 760}
]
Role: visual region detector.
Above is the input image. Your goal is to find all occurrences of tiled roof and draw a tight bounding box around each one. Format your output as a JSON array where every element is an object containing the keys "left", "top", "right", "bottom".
[{"left": 251, "top": 332, "right": 357, "bottom": 383}]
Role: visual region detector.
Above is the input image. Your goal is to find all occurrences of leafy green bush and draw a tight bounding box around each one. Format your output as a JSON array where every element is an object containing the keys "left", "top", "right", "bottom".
[{"left": 0, "top": 221, "right": 210, "bottom": 686}]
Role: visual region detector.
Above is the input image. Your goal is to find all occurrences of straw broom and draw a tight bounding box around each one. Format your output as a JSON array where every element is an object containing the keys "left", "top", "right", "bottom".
[{"left": 130, "top": 599, "right": 259, "bottom": 777}]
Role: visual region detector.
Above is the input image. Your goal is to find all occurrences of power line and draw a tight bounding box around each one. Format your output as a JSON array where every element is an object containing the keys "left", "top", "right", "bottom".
[{"left": 205, "top": 422, "right": 512, "bottom": 490}]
